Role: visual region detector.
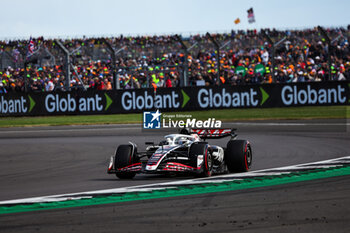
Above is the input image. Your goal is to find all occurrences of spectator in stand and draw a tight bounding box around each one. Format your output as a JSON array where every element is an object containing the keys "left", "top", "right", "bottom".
[
  {"left": 45, "top": 80, "right": 54, "bottom": 91},
  {"left": 165, "top": 75, "right": 172, "bottom": 87},
  {"left": 0, "top": 82, "right": 7, "bottom": 93}
]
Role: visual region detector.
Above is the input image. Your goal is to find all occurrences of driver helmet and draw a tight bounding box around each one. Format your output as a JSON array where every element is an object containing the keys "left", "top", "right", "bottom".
[{"left": 191, "top": 134, "right": 200, "bottom": 142}]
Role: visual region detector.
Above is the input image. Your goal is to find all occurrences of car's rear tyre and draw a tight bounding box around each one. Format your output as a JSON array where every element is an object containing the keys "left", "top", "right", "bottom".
[
  {"left": 189, "top": 143, "right": 213, "bottom": 177},
  {"left": 225, "top": 140, "right": 252, "bottom": 173},
  {"left": 115, "top": 145, "right": 138, "bottom": 179}
]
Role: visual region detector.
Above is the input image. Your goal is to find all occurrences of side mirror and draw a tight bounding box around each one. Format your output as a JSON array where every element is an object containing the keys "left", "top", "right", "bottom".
[{"left": 145, "top": 142, "right": 154, "bottom": 146}]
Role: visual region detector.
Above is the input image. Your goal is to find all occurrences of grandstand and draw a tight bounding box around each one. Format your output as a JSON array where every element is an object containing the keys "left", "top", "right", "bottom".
[{"left": 0, "top": 26, "right": 349, "bottom": 93}]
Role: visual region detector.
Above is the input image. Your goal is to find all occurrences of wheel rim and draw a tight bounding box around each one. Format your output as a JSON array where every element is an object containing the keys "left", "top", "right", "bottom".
[
  {"left": 207, "top": 150, "right": 212, "bottom": 170},
  {"left": 246, "top": 147, "right": 252, "bottom": 167}
]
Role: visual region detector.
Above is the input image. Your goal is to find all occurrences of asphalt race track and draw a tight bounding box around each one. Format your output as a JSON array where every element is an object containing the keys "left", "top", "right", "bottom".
[{"left": 0, "top": 119, "right": 349, "bottom": 232}]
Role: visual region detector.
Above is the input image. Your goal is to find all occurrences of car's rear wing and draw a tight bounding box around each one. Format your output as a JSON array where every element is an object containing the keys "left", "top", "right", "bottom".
[{"left": 181, "top": 128, "right": 237, "bottom": 140}]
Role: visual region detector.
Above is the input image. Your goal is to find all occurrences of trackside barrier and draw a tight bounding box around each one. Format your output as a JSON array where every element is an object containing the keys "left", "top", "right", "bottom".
[{"left": 0, "top": 81, "right": 349, "bottom": 117}]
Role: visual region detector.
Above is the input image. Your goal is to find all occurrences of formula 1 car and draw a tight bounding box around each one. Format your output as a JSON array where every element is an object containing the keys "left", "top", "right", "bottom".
[{"left": 107, "top": 128, "right": 252, "bottom": 179}]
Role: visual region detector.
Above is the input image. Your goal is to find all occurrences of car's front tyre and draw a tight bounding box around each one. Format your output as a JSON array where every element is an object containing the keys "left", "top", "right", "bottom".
[{"left": 115, "top": 145, "right": 138, "bottom": 179}]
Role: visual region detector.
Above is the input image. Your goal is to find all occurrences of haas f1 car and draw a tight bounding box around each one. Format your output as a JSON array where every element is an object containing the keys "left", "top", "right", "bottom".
[{"left": 107, "top": 128, "right": 252, "bottom": 179}]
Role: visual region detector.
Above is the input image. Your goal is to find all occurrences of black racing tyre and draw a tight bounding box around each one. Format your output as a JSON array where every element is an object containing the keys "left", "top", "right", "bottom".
[
  {"left": 115, "top": 145, "right": 138, "bottom": 179},
  {"left": 225, "top": 140, "right": 252, "bottom": 173},
  {"left": 189, "top": 142, "right": 213, "bottom": 177}
]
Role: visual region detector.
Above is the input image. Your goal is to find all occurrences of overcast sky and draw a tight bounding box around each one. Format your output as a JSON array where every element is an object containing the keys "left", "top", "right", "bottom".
[{"left": 0, "top": 0, "right": 349, "bottom": 39}]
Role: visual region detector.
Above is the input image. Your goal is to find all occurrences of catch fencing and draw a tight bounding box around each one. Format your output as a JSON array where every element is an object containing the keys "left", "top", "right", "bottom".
[{"left": 1, "top": 27, "right": 349, "bottom": 91}]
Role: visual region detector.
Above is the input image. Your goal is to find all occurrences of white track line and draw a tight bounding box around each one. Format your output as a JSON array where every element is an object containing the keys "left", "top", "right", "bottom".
[
  {"left": 0, "top": 122, "right": 348, "bottom": 134},
  {"left": 0, "top": 126, "right": 140, "bottom": 134},
  {"left": 227, "top": 122, "right": 350, "bottom": 126},
  {"left": 0, "top": 156, "right": 349, "bottom": 205}
]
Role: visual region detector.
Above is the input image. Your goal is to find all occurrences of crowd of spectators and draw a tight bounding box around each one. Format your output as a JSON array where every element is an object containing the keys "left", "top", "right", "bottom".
[{"left": 0, "top": 26, "right": 349, "bottom": 93}]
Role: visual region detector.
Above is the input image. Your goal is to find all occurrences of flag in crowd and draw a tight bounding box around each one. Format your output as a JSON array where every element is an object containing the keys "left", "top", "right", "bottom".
[
  {"left": 247, "top": 8, "right": 255, "bottom": 24},
  {"left": 234, "top": 18, "right": 240, "bottom": 24},
  {"left": 26, "top": 37, "right": 35, "bottom": 58}
]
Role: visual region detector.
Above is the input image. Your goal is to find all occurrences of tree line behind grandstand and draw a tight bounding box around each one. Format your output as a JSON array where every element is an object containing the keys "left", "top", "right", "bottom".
[{"left": 0, "top": 26, "right": 349, "bottom": 93}]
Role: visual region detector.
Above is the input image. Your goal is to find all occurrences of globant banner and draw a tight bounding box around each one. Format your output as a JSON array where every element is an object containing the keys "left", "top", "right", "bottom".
[{"left": 0, "top": 81, "right": 349, "bottom": 116}]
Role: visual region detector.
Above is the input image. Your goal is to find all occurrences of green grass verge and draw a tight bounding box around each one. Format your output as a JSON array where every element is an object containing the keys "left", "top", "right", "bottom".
[{"left": 0, "top": 106, "right": 348, "bottom": 127}]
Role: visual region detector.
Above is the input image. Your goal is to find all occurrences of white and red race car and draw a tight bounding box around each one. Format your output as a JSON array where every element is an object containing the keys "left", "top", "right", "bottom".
[{"left": 107, "top": 128, "right": 252, "bottom": 179}]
